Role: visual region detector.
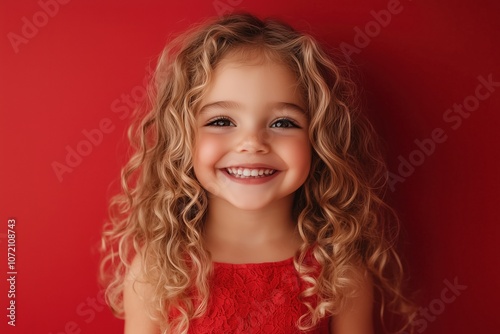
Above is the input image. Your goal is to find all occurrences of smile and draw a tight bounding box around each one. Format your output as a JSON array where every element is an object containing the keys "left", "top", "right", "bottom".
[{"left": 225, "top": 167, "right": 277, "bottom": 178}]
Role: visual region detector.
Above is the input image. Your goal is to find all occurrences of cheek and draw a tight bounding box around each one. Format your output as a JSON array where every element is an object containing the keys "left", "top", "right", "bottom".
[
  {"left": 277, "top": 136, "right": 312, "bottom": 176},
  {"left": 295, "top": 143, "right": 312, "bottom": 177},
  {"left": 194, "top": 134, "right": 225, "bottom": 167}
]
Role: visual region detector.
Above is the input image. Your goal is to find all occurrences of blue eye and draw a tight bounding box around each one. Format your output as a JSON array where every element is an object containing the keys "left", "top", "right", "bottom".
[
  {"left": 206, "top": 117, "right": 234, "bottom": 127},
  {"left": 271, "top": 118, "right": 299, "bottom": 128}
]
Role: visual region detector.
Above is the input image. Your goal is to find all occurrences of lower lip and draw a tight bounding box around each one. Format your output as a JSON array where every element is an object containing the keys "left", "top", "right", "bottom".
[{"left": 221, "top": 169, "right": 280, "bottom": 185}]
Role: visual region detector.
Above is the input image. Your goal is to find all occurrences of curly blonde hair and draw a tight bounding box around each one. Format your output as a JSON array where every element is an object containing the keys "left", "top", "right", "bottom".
[{"left": 100, "top": 12, "right": 416, "bottom": 333}]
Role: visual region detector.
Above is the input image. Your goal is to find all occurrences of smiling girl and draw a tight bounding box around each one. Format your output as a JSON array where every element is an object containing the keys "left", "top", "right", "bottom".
[{"left": 100, "top": 13, "right": 415, "bottom": 334}]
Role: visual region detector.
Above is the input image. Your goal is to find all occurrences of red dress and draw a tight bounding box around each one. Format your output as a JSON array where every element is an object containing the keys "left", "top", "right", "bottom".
[{"left": 188, "top": 253, "right": 330, "bottom": 333}]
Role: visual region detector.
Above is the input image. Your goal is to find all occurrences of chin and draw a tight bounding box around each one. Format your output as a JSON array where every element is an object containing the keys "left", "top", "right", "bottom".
[{"left": 226, "top": 200, "right": 272, "bottom": 212}]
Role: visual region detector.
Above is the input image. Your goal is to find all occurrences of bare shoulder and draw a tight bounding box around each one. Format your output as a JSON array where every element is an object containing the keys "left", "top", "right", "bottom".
[
  {"left": 123, "top": 253, "right": 161, "bottom": 334},
  {"left": 330, "top": 265, "right": 374, "bottom": 334}
]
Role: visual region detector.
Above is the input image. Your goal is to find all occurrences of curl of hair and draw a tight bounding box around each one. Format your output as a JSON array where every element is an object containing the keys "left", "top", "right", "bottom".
[{"left": 100, "top": 12, "right": 416, "bottom": 334}]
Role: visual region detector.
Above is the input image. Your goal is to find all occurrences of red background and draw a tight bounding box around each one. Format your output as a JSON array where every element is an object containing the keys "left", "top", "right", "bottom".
[{"left": 1, "top": 0, "right": 499, "bottom": 333}]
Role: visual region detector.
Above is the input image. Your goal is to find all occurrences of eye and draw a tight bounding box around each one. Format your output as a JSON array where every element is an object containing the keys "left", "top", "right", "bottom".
[
  {"left": 206, "top": 117, "right": 235, "bottom": 127},
  {"left": 271, "top": 118, "right": 300, "bottom": 129}
]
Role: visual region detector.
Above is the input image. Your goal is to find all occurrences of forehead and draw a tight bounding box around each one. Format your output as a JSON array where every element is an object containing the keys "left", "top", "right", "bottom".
[
  {"left": 202, "top": 49, "right": 305, "bottom": 109},
  {"left": 217, "top": 45, "right": 283, "bottom": 67}
]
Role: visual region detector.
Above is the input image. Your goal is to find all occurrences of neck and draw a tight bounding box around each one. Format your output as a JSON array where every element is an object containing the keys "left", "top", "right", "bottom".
[{"left": 203, "top": 194, "right": 298, "bottom": 249}]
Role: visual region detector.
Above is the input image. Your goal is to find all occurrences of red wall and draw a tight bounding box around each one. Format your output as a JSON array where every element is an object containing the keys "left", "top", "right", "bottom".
[{"left": 1, "top": 0, "right": 498, "bottom": 333}]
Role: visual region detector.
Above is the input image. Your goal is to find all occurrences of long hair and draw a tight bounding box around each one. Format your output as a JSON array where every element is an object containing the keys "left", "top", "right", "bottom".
[{"left": 100, "top": 13, "right": 416, "bottom": 333}]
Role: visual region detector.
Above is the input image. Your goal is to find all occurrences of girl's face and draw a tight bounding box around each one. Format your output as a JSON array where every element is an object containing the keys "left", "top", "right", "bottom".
[{"left": 193, "top": 53, "right": 311, "bottom": 211}]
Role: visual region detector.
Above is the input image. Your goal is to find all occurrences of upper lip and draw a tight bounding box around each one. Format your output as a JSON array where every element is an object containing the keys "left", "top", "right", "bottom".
[{"left": 222, "top": 163, "right": 279, "bottom": 170}]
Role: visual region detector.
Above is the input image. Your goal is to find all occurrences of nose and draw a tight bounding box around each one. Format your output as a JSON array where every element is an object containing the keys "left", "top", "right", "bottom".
[{"left": 236, "top": 128, "right": 270, "bottom": 154}]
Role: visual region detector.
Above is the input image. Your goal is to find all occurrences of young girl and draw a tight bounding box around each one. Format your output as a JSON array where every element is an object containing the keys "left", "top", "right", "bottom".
[{"left": 100, "top": 13, "right": 415, "bottom": 334}]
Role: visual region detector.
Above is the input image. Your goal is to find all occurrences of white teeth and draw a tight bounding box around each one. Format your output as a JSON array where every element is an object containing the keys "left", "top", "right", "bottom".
[{"left": 226, "top": 167, "right": 276, "bottom": 178}]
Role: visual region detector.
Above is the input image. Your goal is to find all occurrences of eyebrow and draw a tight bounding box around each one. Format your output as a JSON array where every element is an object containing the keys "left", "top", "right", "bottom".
[
  {"left": 199, "top": 101, "right": 241, "bottom": 113},
  {"left": 199, "top": 101, "right": 306, "bottom": 114}
]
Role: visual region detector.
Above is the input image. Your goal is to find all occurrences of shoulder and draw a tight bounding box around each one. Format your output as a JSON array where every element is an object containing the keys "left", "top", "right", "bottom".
[
  {"left": 330, "top": 265, "right": 374, "bottom": 334},
  {"left": 123, "top": 253, "right": 161, "bottom": 334}
]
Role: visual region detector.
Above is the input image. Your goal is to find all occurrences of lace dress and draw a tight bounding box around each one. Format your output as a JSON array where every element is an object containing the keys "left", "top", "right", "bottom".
[{"left": 188, "top": 253, "right": 330, "bottom": 333}]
